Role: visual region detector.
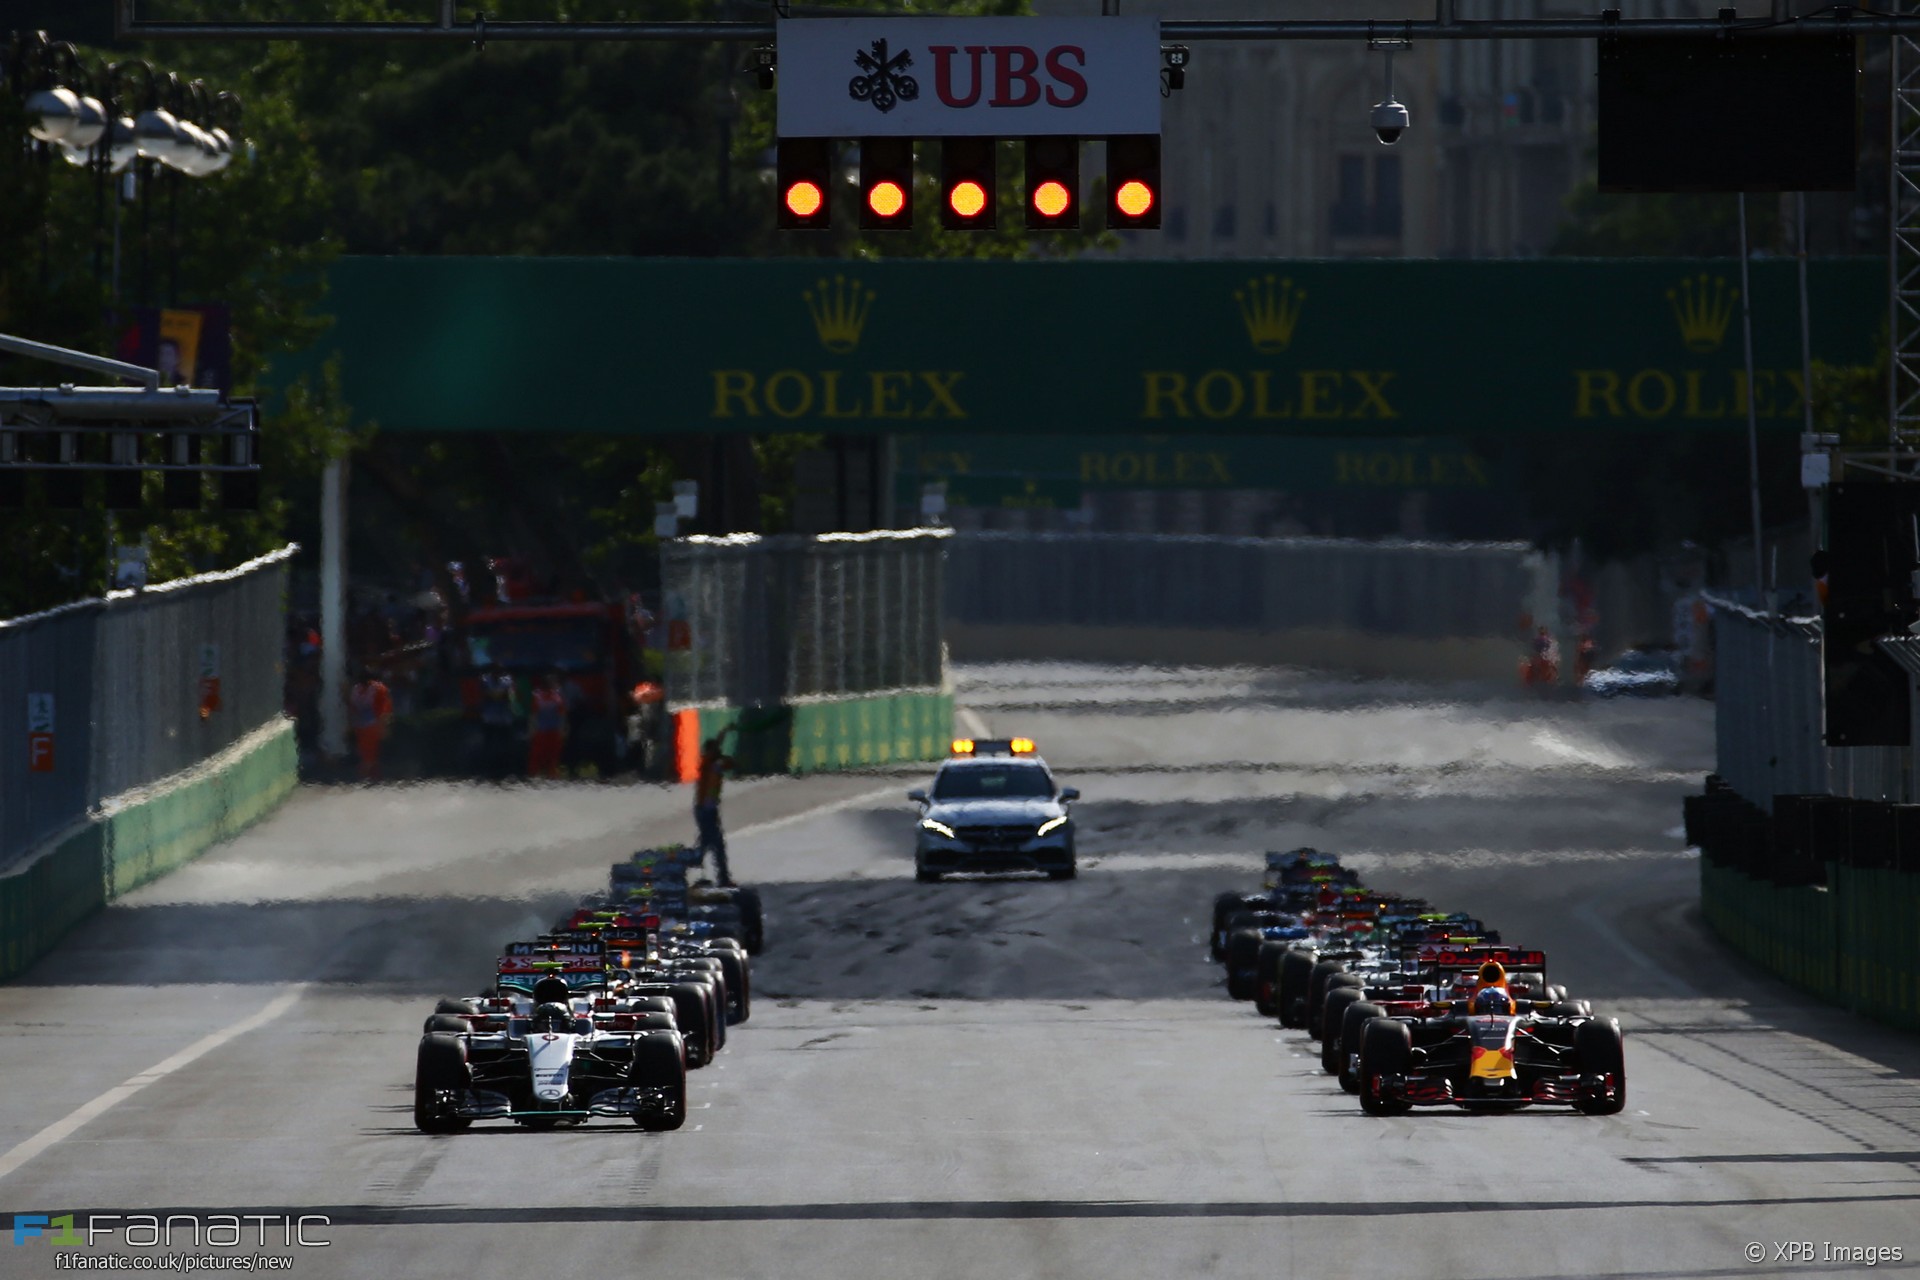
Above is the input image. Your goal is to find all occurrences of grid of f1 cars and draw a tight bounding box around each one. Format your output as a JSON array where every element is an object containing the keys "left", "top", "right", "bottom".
[
  {"left": 1211, "top": 849, "right": 1627, "bottom": 1116},
  {"left": 909, "top": 738, "right": 1080, "bottom": 881},
  {"left": 411, "top": 849, "right": 762, "bottom": 1133}
]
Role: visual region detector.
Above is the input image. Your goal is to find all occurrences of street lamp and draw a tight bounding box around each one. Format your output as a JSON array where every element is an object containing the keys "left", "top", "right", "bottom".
[{"left": 24, "top": 85, "right": 81, "bottom": 142}]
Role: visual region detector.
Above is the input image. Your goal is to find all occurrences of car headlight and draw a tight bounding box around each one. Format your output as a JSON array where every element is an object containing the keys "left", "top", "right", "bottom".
[
  {"left": 1036, "top": 815, "right": 1068, "bottom": 838},
  {"left": 920, "top": 818, "right": 957, "bottom": 840}
]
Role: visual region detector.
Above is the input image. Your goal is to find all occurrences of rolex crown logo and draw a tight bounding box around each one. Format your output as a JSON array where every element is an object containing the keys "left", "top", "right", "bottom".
[
  {"left": 804, "top": 275, "right": 875, "bottom": 354},
  {"left": 1235, "top": 274, "right": 1306, "bottom": 354},
  {"left": 1667, "top": 272, "right": 1737, "bottom": 353}
]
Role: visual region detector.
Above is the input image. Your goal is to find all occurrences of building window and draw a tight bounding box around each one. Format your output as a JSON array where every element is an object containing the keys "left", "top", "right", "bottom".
[
  {"left": 1264, "top": 201, "right": 1277, "bottom": 238},
  {"left": 1213, "top": 203, "right": 1237, "bottom": 239},
  {"left": 1374, "top": 154, "right": 1403, "bottom": 236},
  {"left": 1167, "top": 206, "right": 1188, "bottom": 241},
  {"left": 1330, "top": 153, "right": 1403, "bottom": 240}
]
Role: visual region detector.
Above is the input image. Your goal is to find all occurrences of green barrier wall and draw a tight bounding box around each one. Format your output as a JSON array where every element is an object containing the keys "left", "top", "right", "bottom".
[
  {"left": 0, "top": 823, "right": 106, "bottom": 984},
  {"left": 106, "top": 720, "right": 300, "bottom": 898},
  {"left": 1832, "top": 864, "right": 1920, "bottom": 1030},
  {"left": 0, "top": 719, "right": 298, "bottom": 982},
  {"left": 1701, "top": 859, "right": 1920, "bottom": 1031},
  {"left": 695, "top": 691, "right": 953, "bottom": 776}
]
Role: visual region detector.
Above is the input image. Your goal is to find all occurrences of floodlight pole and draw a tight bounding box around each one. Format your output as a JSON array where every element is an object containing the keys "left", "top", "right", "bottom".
[
  {"left": 1738, "top": 193, "right": 1767, "bottom": 612},
  {"left": 319, "top": 454, "right": 348, "bottom": 765}
]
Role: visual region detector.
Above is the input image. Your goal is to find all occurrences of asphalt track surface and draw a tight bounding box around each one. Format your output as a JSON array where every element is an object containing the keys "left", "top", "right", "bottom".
[{"left": 3, "top": 662, "right": 1918, "bottom": 1280}]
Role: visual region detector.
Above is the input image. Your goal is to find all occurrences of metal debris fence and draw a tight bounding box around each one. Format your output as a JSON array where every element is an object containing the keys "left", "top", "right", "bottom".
[
  {"left": 943, "top": 531, "right": 1551, "bottom": 640},
  {"left": 0, "top": 546, "right": 294, "bottom": 869},
  {"left": 659, "top": 530, "right": 948, "bottom": 709}
]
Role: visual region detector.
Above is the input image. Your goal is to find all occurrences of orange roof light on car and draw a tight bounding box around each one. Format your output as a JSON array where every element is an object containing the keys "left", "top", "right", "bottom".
[
  {"left": 1010, "top": 737, "right": 1036, "bottom": 754},
  {"left": 951, "top": 738, "right": 976, "bottom": 755}
]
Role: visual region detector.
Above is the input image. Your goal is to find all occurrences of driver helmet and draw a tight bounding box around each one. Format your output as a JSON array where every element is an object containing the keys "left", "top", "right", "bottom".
[
  {"left": 1472, "top": 987, "right": 1515, "bottom": 1016},
  {"left": 531, "top": 1002, "right": 572, "bottom": 1034}
]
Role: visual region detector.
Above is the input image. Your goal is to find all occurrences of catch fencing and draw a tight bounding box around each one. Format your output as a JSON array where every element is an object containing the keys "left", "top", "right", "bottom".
[
  {"left": 1697, "top": 599, "right": 1920, "bottom": 1031},
  {"left": 0, "top": 546, "right": 294, "bottom": 870},
  {"left": 660, "top": 530, "right": 948, "bottom": 709},
  {"left": 943, "top": 532, "right": 1554, "bottom": 662},
  {"left": 1708, "top": 599, "right": 1915, "bottom": 811}
]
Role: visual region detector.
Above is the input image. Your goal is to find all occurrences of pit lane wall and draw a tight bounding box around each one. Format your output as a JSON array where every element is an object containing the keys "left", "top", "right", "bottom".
[
  {"left": 1694, "top": 600, "right": 1920, "bottom": 1032},
  {"left": 0, "top": 548, "right": 300, "bottom": 982}
]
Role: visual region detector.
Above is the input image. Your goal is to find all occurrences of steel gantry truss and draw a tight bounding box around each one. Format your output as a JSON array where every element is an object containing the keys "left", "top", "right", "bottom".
[
  {"left": 1892, "top": 0, "right": 1920, "bottom": 463},
  {"left": 110, "top": 0, "right": 1920, "bottom": 43}
]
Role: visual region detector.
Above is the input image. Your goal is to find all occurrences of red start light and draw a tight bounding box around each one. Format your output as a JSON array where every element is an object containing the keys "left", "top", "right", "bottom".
[
  {"left": 1114, "top": 180, "right": 1155, "bottom": 218},
  {"left": 948, "top": 180, "right": 988, "bottom": 219},
  {"left": 784, "top": 181, "right": 824, "bottom": 218},
  {"left": 1031, "top": 180, "right": 1072, "bottom": 218},
  {"left": 867, "top": 180, "right": 907, "bottom": 218}
]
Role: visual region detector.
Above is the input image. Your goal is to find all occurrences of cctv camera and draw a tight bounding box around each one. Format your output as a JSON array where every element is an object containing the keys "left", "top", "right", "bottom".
[{"left": 1371, "top": 98, "right": 1410, "bottom": 145}]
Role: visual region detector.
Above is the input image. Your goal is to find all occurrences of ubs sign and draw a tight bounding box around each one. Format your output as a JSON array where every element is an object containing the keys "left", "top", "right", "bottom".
[{"left": 777, "top": 16, "right": 1162, "bottom": 138}]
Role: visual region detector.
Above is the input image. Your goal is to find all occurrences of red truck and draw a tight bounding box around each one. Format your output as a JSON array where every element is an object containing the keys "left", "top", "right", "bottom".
[{"left": 453, "top": 598, "right": 664, "bottom": 773}]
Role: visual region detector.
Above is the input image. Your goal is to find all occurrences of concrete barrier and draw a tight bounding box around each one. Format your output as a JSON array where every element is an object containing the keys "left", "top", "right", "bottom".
[
  {"left": 682, "top": 691, "right": 953, "bottom": 778},
  {"left": 0, "top": 718, "right": 298, "bottom": 981},
  {"left": 1700, "top": 857, "right": 1920, "bottom": 1032}
]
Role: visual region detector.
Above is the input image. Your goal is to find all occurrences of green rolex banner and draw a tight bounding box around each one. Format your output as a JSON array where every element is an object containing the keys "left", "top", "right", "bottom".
[{"left": 313, "top": 256, "right": 1879, "bottom": 437}]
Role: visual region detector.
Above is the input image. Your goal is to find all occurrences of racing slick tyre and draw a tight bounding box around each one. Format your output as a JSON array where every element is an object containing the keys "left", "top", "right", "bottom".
[
  {"left": 1548, "top": 999, "right": 1593, "bottom": 1018},
  {"left": 434, "top": 998, "right": 478, "bottom": 1015},
  {"left": 631, "top": 1031, "right": 688, "bottom": 1132},
  {"left": 1305, "top": 964, "right": 1356, "bottom": 1040},
  {"left": 1320, "top": 987, "right": 1365, "bottom": 1073},
  {"left": 422, "top": 1013, "right": 470, "bottom": 1034},
  {"left": 1338, "top": 1002, "right": 1384, "bottom": 1094},
  {"left": 1211, "top": 892, "right": 1248, "bottom": 960},
  {"left": 413, "top": 1033, "right": 472, "bottom": 1134},
  {"left": 1358, "top": 1018, "right": 1414, "bottom": 1117},
  {"left": 671, "top": 981, "right": 720, "bottom": 1067},
  {"left": 636, "top": 984, "right": 712, "bottom": 1067},
  {"left": 915, "top": 862, "right": 941, "bottom": 884},
  {"left": 1573, "top": 1018, "right": 1627, "bottom": 1116},
  {"left": 713, "top": 948, "right": 751, "bottom": 1024},
  {"left": 1223, "top": 929, "right": 1263, "bottom": 1000},
  {"left": 1046, "top": 861, "right": 1077, "bottom": 880},
  {"left": 1277, "top": 948, "right": 1318, "bottom": 1028},
  {"left": 1254, "top": 941, "right": 1290, "bottom": 1017},
  {"left": 733, "top": 886, "right": 765, "bottom": 954},
  {"left": 677, "top": 972, "right": 726, "bottom": 1053}
]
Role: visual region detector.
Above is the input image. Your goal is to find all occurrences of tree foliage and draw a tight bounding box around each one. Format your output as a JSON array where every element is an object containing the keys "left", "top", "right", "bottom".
[{"left": 5, "top": 0, "right": 1062, "bottom": 614}]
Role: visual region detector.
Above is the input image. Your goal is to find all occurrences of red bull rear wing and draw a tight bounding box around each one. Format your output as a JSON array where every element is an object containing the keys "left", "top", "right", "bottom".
[{"left": 1414, "top": 944, "right": 1547, "bottom": 973}]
